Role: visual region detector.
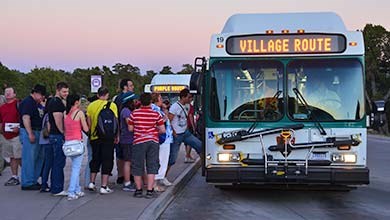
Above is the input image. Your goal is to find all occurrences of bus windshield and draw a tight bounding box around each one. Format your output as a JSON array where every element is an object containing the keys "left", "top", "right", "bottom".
[
  {"left": 210, "top": 60, "right": 284, "bottom": 121},
  {"left": 287, "top": 58, "right": 364, "bottom": 121}
]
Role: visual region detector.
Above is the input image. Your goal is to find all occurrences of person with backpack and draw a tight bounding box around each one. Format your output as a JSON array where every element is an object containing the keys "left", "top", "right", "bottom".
[
  {"left": 86, "top": 87, "right": 119, "bottom": 194},
  {"left": 46, "top": 82, "right": 69, "bottom": 196},
  {"left": 0, "top": 87, "right": 22, "bottom": 186},
  {"left": 166, "top": 89, "right": 201, "bottom": 185}
]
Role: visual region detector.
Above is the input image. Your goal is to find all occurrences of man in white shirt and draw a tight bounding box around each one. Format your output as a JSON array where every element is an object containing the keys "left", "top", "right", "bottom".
[{"left": 164, "top": 89, "right": 201, "bottom": 186}]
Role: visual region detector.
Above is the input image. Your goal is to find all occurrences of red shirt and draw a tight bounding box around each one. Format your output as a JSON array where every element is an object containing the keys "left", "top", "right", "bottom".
[
  {"left": 0, "top": 100, "right": 20, "bottom": 139},
  {"left": 187, "top": 104, "right": 195, "bottom": 129},
  {"left": 128, "top": 106, "right": 164, "bottom": 145}
]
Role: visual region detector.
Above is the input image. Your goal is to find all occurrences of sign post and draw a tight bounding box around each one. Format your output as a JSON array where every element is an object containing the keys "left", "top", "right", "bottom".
[{"left": 90, "top": 75, "right": 102, "bottom": 93}]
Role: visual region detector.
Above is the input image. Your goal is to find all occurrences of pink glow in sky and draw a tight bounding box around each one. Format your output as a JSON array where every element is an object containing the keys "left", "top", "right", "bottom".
[{"left": 1, "top": 0, "right": 389, "bottom": 73}]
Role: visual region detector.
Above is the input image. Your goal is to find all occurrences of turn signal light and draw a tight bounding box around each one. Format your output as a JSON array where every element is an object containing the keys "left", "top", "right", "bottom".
[
  {"left": 223, "top": 144, "right": 236, "bottom": 150},
  {"left": 337, "top": 145, "right": 351, "bottom": 150}
]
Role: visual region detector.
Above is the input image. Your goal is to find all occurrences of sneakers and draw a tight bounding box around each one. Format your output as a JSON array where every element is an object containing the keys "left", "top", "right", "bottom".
[
  {"left": 53, "top": 191, "right": 68, "bottom": 196},
  {"left": 67, "top": 191, "right": 84, "bottom": 201},
  {"left": 145, "top": 189, "right": 158, "bottom": 199},
  {"left": 184, "top": 157, "right": 195, "bottom": 163},
  {"left": 154, "top": 184, "right": 166, "bottom": 192},
  {"left": 161, "top": 178, "right": 172, "bottom": 187},
  {"left": 100, "top": 186, "right": 114, "bottom": 194},
  {"left": 67, "top": 194, "right": 79, "bottom": 201},
  {"left": 133, "top": 189, "right": 143, "bottom": 198},
  {"left": 4, "top": 177, "right": 20, "bottom": 186},
  {"left": 87, "top": 182, "right": 96, "bottom": 191},
  {"left": 76, "top": 191, "right": 85, "bottom": 197},
  {"left": 40, "top": 187, "right": 51, "bottom": 193},
  {"left": 123, "top": 183, "right": 136, "bottom": 192}
]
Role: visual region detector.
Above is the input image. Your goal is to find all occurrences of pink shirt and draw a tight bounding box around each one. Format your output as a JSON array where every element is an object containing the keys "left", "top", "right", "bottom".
[{"left": 64, "top": 109, "right": 82, "bottom": 141}]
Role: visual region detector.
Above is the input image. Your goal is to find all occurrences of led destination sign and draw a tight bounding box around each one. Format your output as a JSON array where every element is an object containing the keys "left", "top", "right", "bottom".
[
  {"left": 226, "top": 34, "right": 346, "bottom": 55},
  {"left": 151, "top": 85, "right": 188, "bottom": 93}
]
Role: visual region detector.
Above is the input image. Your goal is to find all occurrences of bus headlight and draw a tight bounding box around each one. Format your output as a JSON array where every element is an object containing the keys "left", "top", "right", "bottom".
[
  {"left": 217, "top": 153, "right": 241, "bottom": 162},
  {"left": 344, "top": 154, "right": 357, "bottom": 163},
  {"left": 331, "top": 153, "right": 357, "bottom": 163}
]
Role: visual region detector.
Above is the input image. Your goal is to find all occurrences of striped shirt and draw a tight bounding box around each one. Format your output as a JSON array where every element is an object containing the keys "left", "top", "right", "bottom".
[{"left": 128, "top": 106, "right": 164, "bottom": 145}]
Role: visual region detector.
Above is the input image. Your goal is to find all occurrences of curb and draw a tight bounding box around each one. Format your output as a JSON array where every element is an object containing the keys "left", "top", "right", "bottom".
[{"left": 137, "top": 158, "right": 201, "bottom": 220}]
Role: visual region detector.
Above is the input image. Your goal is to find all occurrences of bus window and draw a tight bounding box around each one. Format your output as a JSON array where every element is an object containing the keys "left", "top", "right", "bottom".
[
  {"left": 210, "top": 60, "right": 283, "bottom": 121},
  {"left": 287, "top": 58, "right": 364, "bottom": 121}
]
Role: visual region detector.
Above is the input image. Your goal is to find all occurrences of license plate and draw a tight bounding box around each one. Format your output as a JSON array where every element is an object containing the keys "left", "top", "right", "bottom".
[{"left": 311, "top": 152, "right": 328, "bottom": 160}]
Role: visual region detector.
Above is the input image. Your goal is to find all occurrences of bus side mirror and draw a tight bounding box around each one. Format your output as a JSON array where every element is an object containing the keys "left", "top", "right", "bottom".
[
  {"left": 190, "top": 57, "right": 206, "bottom": 94},
  {"left": 190, "top": 71, "right": 201, "bottom": 94}
]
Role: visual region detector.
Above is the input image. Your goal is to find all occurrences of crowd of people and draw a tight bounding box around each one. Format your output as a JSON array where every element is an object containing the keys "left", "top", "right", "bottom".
[{"left": 0, "top": 79, "right": 201, "bottom": 200}]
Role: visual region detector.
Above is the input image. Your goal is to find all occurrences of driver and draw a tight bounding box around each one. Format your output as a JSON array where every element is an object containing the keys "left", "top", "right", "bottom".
[{"left": 306, "top": 79, "right": 342, "bottom": 118}]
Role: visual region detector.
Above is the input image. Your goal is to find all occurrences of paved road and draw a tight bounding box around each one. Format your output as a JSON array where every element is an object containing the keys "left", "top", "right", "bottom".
[{"left": 160, "top": 135, "right": 390, "bottom": 220}]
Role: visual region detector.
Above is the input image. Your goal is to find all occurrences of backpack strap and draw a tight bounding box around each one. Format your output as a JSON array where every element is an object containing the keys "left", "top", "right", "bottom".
[
  {"left": 106, "top": 101, "right": 111, "bottom": 109},
  {"left": 177, "top": 102, "right": 188, "bottom": 119}
]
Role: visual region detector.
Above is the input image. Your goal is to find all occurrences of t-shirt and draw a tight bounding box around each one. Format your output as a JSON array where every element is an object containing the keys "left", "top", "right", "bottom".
[
  {"left": 19, "top": 95, "right": 42, "bottom": 130},
  {"left": 128, "top": 106, "right": 164, "bottom": 145},
  {"left": 47, "top": 97, "right": 66, "bottom": 135},
  {"left": 87, "top": 99, "right": 118, "bottom": 141},
  {"left": 114, "top": 92, "right": 124, "bottom": 115},
  {"left": 0, "top": 100, "right": 20, "bottom": 139},
  {"left": 151, "top": 104, "right": 173, "bottom": 144},
  {"left": 120, "top": 107, "right": 134, "bottom": 144},
  {"left": 169, "top": 101, "right": 189, "bottom": 134}
]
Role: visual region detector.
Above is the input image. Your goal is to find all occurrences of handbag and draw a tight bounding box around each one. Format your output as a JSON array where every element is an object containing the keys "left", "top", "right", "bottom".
[{"left": 62, "top": 140, "right": 84, "bottom": 157}]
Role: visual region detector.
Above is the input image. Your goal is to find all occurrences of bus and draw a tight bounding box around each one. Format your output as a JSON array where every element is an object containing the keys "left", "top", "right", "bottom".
[
  {"left": 144, "top": 74, "right": 192, "bottom": 103},
  {"left": 191, "top": 12, "right": 369, "bottom": 186}
]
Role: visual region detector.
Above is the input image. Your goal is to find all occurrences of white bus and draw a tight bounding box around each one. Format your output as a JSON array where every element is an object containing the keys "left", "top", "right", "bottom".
[
  {"left": 144, "top": 74, "right": 192, "bottom": 103},
  {"left": 191, "top": 12, "right": 369, "bottom": 186}
]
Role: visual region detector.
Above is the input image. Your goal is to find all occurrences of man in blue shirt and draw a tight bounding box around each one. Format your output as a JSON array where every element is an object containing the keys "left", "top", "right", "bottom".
[{"left": 19, "top": 84, "right": 46, "bottom": 190}]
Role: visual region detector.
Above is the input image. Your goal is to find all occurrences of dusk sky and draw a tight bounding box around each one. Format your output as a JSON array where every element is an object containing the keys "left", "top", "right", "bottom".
[{"left": 1, "top": 0, "right": 389, "bottom": 74}]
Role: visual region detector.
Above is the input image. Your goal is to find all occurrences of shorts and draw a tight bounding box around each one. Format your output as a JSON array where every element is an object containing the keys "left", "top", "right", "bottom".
[
  {"left": 121, "top": 143, "right": 133, "bottom": 161},
  {"left": 115, "top": 143, "right": 124, "bottom": 160},
  {"left": 131, "top": 141, "right": 160, "bottom": 176},
  {"left": 0, "top": 135, "right": 22, "bottom": 159}
]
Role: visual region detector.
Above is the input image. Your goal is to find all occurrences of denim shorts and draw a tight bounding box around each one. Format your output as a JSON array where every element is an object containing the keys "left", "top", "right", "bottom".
[{"left": 131, "top": 141, "right": 160, "bottom": 176}]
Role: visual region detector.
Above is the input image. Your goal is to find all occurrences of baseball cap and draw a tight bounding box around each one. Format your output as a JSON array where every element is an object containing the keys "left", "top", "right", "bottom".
[
  {"left": 122, "top": 91, "right": 139, "bottom": 104},
  {"left": 32, "top": 84, "right": 47, "bottom": 96}
]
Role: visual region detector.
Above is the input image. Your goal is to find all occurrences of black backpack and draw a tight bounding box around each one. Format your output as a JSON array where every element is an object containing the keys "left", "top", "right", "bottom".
[{"left": 94, "top": 102, "right": 118, "bottom": 140}]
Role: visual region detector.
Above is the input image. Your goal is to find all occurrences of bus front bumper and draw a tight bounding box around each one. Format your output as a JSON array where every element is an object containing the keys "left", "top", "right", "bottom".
[{"left": 206, "top": 166, "right": 369, "bottom": 185}]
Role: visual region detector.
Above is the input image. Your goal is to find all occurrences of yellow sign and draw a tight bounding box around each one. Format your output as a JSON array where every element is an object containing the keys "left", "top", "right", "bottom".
[
  {"left": 151, "top": 85, "right": 187, "bottom": 93},
  {"left": 226, "top": 34, "right": 346, "bottom": 55}
]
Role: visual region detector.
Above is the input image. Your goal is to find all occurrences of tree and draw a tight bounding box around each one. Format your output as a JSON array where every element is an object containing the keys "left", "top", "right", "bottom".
[
  {"left": 363, "top": 24, "right": 390, "bottom": 100},
  {"left": 177, "top": 64, "right": 194, "bottom": 74},
  {"left": 159, "top": 66, "right": 173, "bottom": 74}
]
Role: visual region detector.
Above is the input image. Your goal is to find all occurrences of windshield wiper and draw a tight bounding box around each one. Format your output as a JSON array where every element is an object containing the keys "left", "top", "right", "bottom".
[
  {"left": 292, "top": 88, "right": 327, "bottom": 135},
  {"left": 273, "top": 90, "right": 282, "bottom": 99},
  {"left": 223, "top": 96, "right": 227, "bottom": 117}
]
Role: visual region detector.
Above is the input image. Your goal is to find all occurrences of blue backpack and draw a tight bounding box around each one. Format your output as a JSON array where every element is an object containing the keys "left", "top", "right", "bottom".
[{"left": 94, "top": 102, "right": 118, "bottom": 140}]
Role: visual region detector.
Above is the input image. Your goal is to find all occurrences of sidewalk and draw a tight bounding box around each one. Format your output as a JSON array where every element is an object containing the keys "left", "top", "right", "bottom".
[{"left": 0, "top": 146, "right": 199, "bottom": 220}]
